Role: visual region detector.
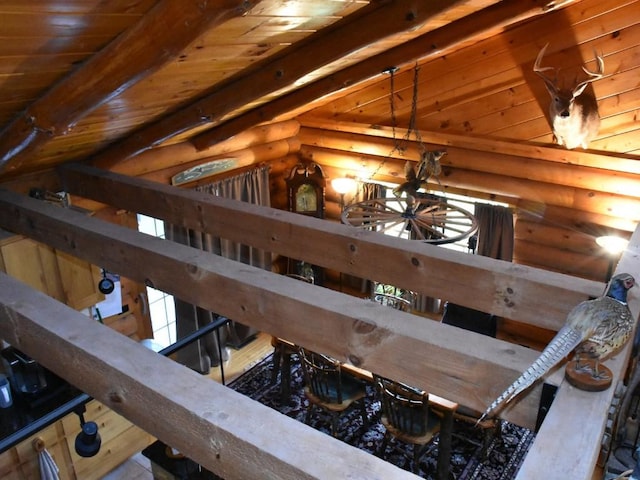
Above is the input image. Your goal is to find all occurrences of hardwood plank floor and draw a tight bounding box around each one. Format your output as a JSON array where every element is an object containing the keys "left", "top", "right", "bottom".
[{"left": 207, "top": 332, "right": 274, "bottom": 385}]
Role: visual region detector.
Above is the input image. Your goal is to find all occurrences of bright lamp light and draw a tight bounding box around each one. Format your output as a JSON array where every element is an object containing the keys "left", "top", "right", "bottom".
[
  {"left": 596, "top": 235, "right": 629, "bottom": 255},
  {"left": 331, "top": 177, "right": 356, "bottom": 194}
]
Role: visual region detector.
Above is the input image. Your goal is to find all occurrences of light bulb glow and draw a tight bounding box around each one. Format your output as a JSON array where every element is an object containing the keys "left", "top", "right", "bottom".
[
  {"left": 596, "top": 235, "right": 629, "bottom": 255},
  {"left": 331, "top": 177, "right": 356, "bottom": 194}
]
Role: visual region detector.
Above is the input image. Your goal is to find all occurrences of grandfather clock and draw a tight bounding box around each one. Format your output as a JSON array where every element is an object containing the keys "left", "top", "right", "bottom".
[
  {"left": 286, "top": 162, "right": 325, "bottom": 283},
  {"left": 286, "top": 162, "right": 326, "bottom": 218}
]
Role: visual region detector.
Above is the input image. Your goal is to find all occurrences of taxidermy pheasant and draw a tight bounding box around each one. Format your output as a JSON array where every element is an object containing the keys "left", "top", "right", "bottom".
[
  {"left": 479, "top": 272, "right": 636, "bottom": 422},
  {"left": 392, "top": 150, "right": 446, "bottom": 198}
]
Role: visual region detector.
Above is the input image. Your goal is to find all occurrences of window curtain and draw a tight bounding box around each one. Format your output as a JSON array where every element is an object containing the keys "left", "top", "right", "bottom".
[
  {"left": 166, "top": 166, "right": 272, "bottom": 374},
  {"left": 474, "top": 203, "right": 514, "bottom": 261},
  {"left": 357, "top": 182, "right": 386, "bottom": 204},
  {"left": 440, "top": 203, "right": 513, "bottom": 335}
]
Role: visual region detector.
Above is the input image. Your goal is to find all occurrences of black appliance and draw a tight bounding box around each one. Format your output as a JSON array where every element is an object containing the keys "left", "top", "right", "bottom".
[{"left": 1, "top": 347, "right": 67, "bottom": 409}]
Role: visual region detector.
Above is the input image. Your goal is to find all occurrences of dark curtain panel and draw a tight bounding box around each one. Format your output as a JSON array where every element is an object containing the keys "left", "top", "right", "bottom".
[
  {"left": 357, "top": 182, "right": 386, "bottom": 204},
  {"left": 166, "top": 166, "right": 272, "bottom": 374},
  {"left": 475, "top": 203, "right": 514, "bottom": 261},
  {"left": 440, "top": 203, "right": 512, "bottom": 336}
]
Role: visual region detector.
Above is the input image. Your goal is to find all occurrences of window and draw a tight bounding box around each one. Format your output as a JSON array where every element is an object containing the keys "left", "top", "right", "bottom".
[
  {"left": 137, "top": 214, "right": 176, "bottom": 347},
  {"left": 374, "top": 183, "right": 506, "bottom": 253}
]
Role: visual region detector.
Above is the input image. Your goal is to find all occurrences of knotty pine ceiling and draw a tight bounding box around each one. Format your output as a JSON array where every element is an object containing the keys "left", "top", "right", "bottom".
[{"left": 0, "top": 0, "right": 639, "bottom": 282}]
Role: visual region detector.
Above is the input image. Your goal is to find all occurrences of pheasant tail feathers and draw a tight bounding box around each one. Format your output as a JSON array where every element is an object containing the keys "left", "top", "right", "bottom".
[{"left": 479, "top": 325, "right": 584, "bottom": 422}]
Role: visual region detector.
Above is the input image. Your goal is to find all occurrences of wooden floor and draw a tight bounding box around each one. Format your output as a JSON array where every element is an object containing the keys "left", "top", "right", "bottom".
[
  {"left": 101, "top": 332, "right": 274, "bottom": 480},
  {"left": 206, "top": 332, "right": 274, "bottom": 385}
]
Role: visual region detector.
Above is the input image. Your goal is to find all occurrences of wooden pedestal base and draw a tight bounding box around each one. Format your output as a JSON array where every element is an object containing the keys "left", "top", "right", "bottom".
[{"left": 565, "top": 359, "right": 612, "bottom": 392}]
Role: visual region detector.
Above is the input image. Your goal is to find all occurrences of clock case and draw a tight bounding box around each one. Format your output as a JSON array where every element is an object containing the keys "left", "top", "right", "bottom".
[
  {"left": 285, "top": 162, "right": 326, "bottom": 284},
  {"left": 286, "top": 162, "right": 326, "bottom": 217}
]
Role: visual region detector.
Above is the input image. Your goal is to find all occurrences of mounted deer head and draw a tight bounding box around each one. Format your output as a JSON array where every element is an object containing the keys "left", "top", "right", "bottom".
[{"left": 533, "top": 43, "right": 604, "bottom": 150}]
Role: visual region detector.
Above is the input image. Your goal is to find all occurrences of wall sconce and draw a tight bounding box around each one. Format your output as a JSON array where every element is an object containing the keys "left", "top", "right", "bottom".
[
  {"left": 331, "top": 177, "right": 357, "bottom": 211},
  {"left": 98, "top": 269, "right": 115, "bottom": 294},
  {"left": 74, "top": 405, "right": 101, "bottom": 458},
  {"left": 596, "top": 235, "right": 629, "bottom": 282}
]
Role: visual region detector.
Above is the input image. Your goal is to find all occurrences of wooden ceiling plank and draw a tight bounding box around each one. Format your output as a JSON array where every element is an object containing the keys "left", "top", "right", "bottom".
[
  {"left": 188, "top": 0, "right": 577, "bottom": 151},
  {"left": 0, "top": 0, "right": 157, "bottom": 15},
  {"left": 0, "top": 0, "right": 263, "bottom": 173},
  {"left": 88, "top": 0, "right": 497, "bottom": 168},
  {"left": 0, "top": 273, "right": 417, "bottom": 480},
  {"left": 338, "top": 0, "right": 639, "bottom": 123}
]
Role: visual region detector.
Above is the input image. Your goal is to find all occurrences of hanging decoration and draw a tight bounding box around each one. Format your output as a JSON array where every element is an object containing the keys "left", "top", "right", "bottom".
[{"left": 341, "top": 64, "right": 477, "bottom": 245}]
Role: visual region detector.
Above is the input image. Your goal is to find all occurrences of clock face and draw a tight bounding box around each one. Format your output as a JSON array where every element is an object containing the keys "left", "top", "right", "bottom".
[{"left": 295, "top": 184, "right": 318, "bottom": 212}]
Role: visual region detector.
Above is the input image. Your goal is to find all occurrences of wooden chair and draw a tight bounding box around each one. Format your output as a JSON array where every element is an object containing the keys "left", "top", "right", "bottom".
[
  {"left": 374, "top": 375, "right": 456, "bottom": 480},
  {"left": 298, "top": 348, "right": 369, "bottom": 438},
  {"left": 372, "top": 292, "right": 412, "bottom": 312},
  {"left": 440, "top": 301, "right": 502, "bottom": 454},
  {"left": 271, "top": 274, "right": 312, "bottom": 402},
  {"left": 451, "top": 405, "right": 503, "bottom": 460},
  {"left": 371, "top": 282, "right": 413, "bottom": 312}
]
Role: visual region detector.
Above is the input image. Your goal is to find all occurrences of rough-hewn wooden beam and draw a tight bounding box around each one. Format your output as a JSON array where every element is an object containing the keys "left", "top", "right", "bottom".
[
  {"left": 191, "top": 0, "right": 576, "bottom": 150},
  {"left": 0, "top": 273, "right": 417, "bottom": 480},
  {"left": 88, "top": 0, "right": 484, "bottom": 168},
  {"left": 58, "top": 163, "right": 603, "bottom": 332},
  {"left": 0, "top": 187, "right": 550, "bottom": 427},
  {"left": 0, "top": 0, "right": 260, "bottom": 173},
  {"left": 517, "top": 225, "right": 640, "bottom": 479},
  {"left": 2, "top": 190, "right": 639, "bottom": 479}
]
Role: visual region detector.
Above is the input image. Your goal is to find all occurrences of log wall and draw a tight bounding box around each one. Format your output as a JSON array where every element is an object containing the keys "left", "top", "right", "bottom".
[{"left": 295, "top": 120, "right": 640, "bottom": 284}]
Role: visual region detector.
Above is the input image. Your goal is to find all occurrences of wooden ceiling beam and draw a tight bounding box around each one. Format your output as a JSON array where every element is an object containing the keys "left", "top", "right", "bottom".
[
  {"left": 58, "top": 163, "right": 602, "bottom": 332},
  {"left": 0, "top": 273, "right": 416, "bottom": 480},
  {"left": 0, "top": 187, "right": 552, "bottom": 428},
  {"left": 89, "top": 0, "right": 490, "bottom": 168},
  {"left": 190, "top": 0, "right": 576, "bottom": 151},
  {"left": 2, "top": 184, "right": 639, "bottom": 477},
  {"left": 0, "top": 0, "right": 261, "bottom": 173}
]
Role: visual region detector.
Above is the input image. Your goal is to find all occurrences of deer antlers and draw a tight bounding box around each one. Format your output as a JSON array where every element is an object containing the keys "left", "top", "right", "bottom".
[
  {"left": 533, "top": 43, "right": 604, "bottom": 96},
  {"left": 533, "top": 43, "right": 604, "bottom": 149}
]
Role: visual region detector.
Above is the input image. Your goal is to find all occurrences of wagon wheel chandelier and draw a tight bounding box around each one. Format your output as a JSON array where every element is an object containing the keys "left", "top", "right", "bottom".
[{"left": 341, "top": 65, "right": 477, "bottom": 245}]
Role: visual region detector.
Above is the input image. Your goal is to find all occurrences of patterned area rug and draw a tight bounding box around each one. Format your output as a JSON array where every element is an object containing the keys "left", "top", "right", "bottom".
[{"left": 229, "top": 353, "right": 535, "bottom": 479}]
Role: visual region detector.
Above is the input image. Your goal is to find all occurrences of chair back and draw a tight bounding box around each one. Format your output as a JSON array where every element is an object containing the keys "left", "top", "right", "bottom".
[
  {"left": 375, "top": 375, "right": 432, "bottom": 436},
  {"left": 372, "top": 292, "right": 412, "bottom": 312},
  {"left": 299, "top": 349, "right": 345, "bottom": 404},
  {"left": 285, "top": 273, "right": 313, "bottom": 284}
]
